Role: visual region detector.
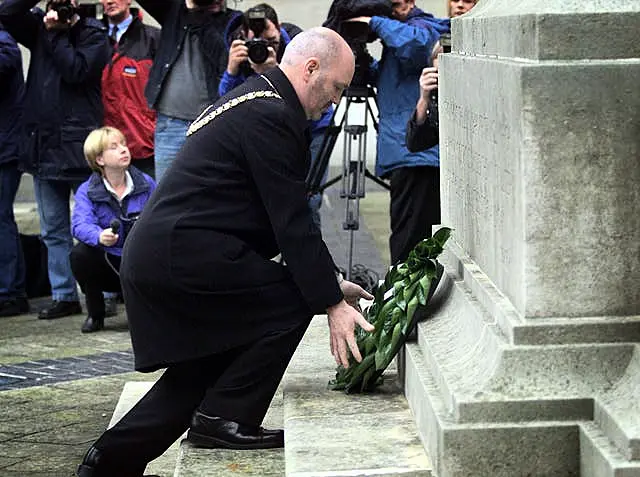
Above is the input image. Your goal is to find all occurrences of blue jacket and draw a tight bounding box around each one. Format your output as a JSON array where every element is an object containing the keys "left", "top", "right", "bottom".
[
  {"left": 0, "top": 27, "right": 24, "bottom": 166},
  {"left": 72, "top": 167, "right": 156, "bottom": 257},
  {"left": 219, "top": 13, "right": 332, "bottom": 135},
  {"left": 0, "top": 0, "right": 110, "bottom": 181},
  {"left": 369, "top": 9, "right": 449, "bottom": 177},
  {"left": 137, "top": 0, "right": 236, "bottom": 109}
]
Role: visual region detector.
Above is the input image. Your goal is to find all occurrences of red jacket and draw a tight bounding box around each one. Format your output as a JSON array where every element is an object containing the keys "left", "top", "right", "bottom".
[{"left": 102, "top": 16, "right": 160, "bottom": 160}]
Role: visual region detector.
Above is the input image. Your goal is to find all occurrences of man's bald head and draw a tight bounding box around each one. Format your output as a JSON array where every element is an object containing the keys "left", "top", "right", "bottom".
[
  {"left": 282, "top": 27, "right": 350, "bottom": 69},
  {"left": 280, "top": 27, "right": 355, "bottom": 120}
]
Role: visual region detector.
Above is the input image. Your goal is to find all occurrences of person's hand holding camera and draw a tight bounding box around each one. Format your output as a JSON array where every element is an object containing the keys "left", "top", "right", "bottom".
[
  {"left": 248, "top": 45, "right": 277, "bottom": 74},
  {"left": 227, "top": 39, "right": 249, "bottom": 76},
  {"left": 416, "top": 66, "right": 438, "bottom": 125},
  {"left": 99, "top": 229, "right": 119, "bottom": 247},
  {"left": 44, "top": 0, "right": 78, "bottom": 31}
]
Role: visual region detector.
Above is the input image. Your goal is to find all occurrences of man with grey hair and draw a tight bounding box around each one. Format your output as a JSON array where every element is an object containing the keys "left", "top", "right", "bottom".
[{"left": 77, "top": 27, "right": 373, "bottom": 477}]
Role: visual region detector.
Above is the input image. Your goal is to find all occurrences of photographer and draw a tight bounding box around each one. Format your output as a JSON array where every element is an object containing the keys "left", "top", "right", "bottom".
[
  {"left": 136, "top": 0, "right": 237, "bottom": 180},
  {"left": 0, "top": 0, "right": 110, "bottom": 320},
  {"left": 70, "top": 126, "right": 156, "bottom": 333},
  {"left": 346, "top": 0, "right": 449, "bottom": 265},
  {"left": 405, "top": 41, "right": 442, "bottom": 153},
  {"left": 220, "top": 3, "right": 330, "bottom": 229}
]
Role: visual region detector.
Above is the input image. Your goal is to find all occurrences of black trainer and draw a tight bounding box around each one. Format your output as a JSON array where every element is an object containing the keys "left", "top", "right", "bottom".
[{"left": 38, "top": 300, "right": 82, "bottom": 320}]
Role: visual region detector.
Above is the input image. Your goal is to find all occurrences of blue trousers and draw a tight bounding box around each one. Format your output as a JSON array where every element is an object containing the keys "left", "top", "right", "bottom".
[
  {"left": 0, "top": 161, "right": 26, "bottom": 301},
  {"left": 154, "top": 114, "right": 191, "bottom": 182},
  {"left": 34, "top": 178, "right": 82, "bottom": 302}
]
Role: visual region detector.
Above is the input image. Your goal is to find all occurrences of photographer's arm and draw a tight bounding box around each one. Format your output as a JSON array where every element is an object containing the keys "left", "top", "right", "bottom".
[
  {"left": 46, "top": 23, "right": 109, "bottom": 85},
  {"left": 369, "top": 16, "right": 437, "bottom": 70},
  {"left": 0, "top": 0, "right": 42, "bottom": 50}
]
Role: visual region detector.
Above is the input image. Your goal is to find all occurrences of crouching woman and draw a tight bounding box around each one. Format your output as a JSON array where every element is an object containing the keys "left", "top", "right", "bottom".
[{"left": 70, "top": 126, "right": 156, "bottom": 333}]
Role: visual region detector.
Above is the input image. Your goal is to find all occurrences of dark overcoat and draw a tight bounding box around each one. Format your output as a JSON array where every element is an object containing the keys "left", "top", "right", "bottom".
[{"left": 121, "top": 67, "right": 344, "bottom": 372}]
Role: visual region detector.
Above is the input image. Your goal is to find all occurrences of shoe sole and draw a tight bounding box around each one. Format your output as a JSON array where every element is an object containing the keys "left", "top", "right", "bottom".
[{"left": 186, "top": 430, "right": 283, "bottom": 450}]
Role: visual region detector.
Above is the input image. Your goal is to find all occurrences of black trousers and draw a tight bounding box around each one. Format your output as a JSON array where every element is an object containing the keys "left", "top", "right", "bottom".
[
  {"left": 69, "top": 243, "right": 121, "bottom": 318},
  {"left": 88, "top": 317, "right": 310, "bottom": 476},
  {"left": 389, "top": 165, "right": 441, "bottom": 264}
]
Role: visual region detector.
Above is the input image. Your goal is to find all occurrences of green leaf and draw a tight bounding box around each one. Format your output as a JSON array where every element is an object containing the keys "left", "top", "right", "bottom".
[
  {"left": 375, "top": 346, "right": 387, "bottom": 370},
  {"left": 406, "top": 296, "right": 420, "bottom": 323}
]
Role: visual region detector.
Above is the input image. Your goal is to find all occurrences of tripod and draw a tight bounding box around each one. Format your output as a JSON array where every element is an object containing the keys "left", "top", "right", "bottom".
[{"left": 307, "top": 85, "right": 390, "bottom": 281}]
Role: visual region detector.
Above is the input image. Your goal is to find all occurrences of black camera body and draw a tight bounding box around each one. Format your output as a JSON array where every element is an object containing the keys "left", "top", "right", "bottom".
[
  {"left": 51, "top": 0, "right": 76, "bottom": 22},
  {"left": 245, "top": 38, "right": 270, "bottom": 64},
  {"left": 339, "top": 20, "right": 374, "bottom": 89}
]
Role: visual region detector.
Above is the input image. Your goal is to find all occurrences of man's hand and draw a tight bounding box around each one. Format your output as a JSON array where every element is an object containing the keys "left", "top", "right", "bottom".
[
  {"left": 249, "top": 46, "right": 277, "bottom": 75},
  {"left": 415, "top": 66, "right": 438, "bottom": 124},
  {"left": 43, "top": 0, "right": 78, "bottom": 31},
  {"left": 327, "top": 300, "right": 374, "bottom": 368},
  {"left": 339, "top": 278, "right": 373, "bottom": 311},
  {"left": 99, "top": 229, "right": 119, "bottom": 247},
  {"left": 227, "top": 39, "right": 249, "bottom": 76}
]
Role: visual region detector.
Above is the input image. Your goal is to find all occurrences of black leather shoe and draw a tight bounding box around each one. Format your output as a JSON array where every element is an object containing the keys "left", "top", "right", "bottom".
[
  {"left": 187, "top": 411, "right": 284, "bottom": 449},
  {"left": 77, "top": 445, "right": 160, "bottom": 477},
  {"left": 81, "top": 316, "right": 104, "bottom": 333},
  {"left": 38, "top": 300, "right": 82, "bottom": 320},
  {"left": 0, "top": 297, "right": 29, "bottom": 317}
]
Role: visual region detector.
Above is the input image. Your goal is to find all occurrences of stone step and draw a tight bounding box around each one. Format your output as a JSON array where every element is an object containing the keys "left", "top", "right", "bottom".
[
  {"left": 580, "top": 422, "right": 640, "bottom": 477},
  {"left": 405, "top": 341, "right": 640, "bottom": 477},
  {"left": 405, "top": 342, "right": 584, "bottom": 476},
  {"left": 283, "top": 316, "right": 432, "bottom": 477},
  {"left": 173, "top": 388, "right": 285, "bottom": 477}
]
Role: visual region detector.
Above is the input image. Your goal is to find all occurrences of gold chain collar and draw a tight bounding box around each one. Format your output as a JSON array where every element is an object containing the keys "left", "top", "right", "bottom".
[{"left": 186, "top": 90, "right": 282, "bottom": 137}]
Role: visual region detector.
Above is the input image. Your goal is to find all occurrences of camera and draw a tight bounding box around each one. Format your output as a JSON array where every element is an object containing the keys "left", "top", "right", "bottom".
[
  {"left": 440, "top": 33, "right": 452, "bottom": 54},
  {"left": 338, "top": 20, "right": 374, "bottom": 89},
  {"left": 245, "top": 38, "right": 270, "bottom": 64},
  {"left": 49, "top": 0, "right": 76, "bottom": 22}
]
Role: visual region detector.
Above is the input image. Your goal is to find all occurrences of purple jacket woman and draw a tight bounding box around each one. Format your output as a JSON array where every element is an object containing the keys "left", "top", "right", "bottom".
[{"left": 72, "top": 166, "right": 156, "bottom": 257}]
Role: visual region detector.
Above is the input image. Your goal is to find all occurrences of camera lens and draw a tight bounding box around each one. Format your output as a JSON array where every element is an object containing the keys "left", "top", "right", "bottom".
[{"left": 247, "top": 40, "right": 269, "bottom": 64}]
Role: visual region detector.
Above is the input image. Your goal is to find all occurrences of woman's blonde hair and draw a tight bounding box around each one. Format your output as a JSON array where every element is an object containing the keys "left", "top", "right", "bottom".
[{"left": 83, "top": 126, "right": 127, "bottom": 173}]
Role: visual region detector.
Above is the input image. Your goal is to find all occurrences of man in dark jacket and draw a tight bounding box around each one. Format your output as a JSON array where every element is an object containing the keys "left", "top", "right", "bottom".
[
  {"left": 0, "top": 0, "right": 110, "bottom": 320},
  {"left": 137, "top": 0, "right": 236, "bottom": 180},
  {"left": 101, "top": 0, "right": 160, "bottom": 178},
  {"left": 0, "top": 23, "right": 28, "bottom": 317},
  {"left": 77, "top": 28, "right": 373, "bottom": 477}
]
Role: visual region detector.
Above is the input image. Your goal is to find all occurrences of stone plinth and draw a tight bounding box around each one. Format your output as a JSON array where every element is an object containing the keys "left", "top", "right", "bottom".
[{"left": 403, "top": 1, "right": 640, "bottom": 476}]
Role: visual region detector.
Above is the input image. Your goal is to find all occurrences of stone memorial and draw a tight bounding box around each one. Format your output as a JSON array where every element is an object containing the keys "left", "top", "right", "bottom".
[{"left": 402, "top": 0, "right": 640, "bottom": 475}]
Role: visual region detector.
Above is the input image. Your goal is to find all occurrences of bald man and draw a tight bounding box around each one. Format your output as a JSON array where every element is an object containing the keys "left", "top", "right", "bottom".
[{"left": 77, "top": 28, "right": 372, "bottom": 477}]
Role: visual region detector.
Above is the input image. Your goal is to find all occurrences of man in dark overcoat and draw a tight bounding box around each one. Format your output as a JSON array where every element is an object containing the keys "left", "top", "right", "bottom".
[{"left": 77, "top": 27, "right": 372, "bottom": 477}]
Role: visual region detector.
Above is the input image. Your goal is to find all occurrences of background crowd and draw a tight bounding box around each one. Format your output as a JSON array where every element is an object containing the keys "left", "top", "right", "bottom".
[{"left": 0, "top": 0, "right": 477, "bottom": 330}]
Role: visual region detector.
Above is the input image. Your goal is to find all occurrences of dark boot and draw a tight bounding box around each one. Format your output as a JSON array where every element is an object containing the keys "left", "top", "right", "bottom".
[
  {"left": 187, "top": 411, "right": 284, "bottom": 449},
  {"left": 81, "top": 315, "right": 104, "bottom": 333}
]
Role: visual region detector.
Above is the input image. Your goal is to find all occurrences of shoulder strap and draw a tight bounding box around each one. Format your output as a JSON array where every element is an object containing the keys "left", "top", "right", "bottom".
[{"left": 186, "top": 90, "right": 282, "bottom": 137}]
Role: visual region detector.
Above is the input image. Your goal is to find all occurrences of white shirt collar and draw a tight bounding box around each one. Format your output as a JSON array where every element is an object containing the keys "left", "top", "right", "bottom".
[{"left": 103, "top": 170, "right": 134, "bottom": 203}]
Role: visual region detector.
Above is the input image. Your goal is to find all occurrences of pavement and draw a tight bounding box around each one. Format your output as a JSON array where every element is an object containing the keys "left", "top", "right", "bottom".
[{"left": 0, "top": 169, "right": 391, "bottom": 477}]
